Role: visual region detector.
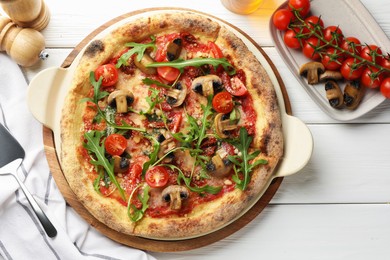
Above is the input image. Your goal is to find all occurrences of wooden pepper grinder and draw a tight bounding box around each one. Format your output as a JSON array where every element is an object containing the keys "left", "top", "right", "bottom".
[
  {"left": 0, "top": 0, "right": 50, "bottom": 31},
  {"left": 0, "top": 16, "right": 48, "bottom": 67}
]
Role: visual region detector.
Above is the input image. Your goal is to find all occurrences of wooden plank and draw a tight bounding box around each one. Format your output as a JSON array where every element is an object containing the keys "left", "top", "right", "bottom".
[{"left": 150, "top": 204, "right": 390, "bottom": 260}]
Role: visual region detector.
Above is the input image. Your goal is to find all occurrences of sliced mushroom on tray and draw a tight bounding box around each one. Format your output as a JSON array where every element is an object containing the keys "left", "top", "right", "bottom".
[
  {"left": 344, "top": 80, "right": 365, "bottom": 110},
  {"left": 324, "top": 80, "right": 344, "bottom": 109},
  {"left": 162, "top": 185, "right": 189, "bottom": 210},
  {"left": 319, "top": 70, "right": 343, "bottom": 82},
  {"left": 299, "top": 61, "right": 325, "bottom": 84},
  {"left": 166, "top": 82, "right": 187, "bottom": 107},
  {"left": 191, "top": 75, "right": 223, "bottom": 97},
  {"left": 108, "top": 89, "right": 134, "bottom": 113}
]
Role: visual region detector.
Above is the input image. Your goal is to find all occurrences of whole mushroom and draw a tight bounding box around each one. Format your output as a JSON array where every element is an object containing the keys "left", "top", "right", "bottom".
[{"left": 299, "top": 61, "right": 325, "bottom": 84}]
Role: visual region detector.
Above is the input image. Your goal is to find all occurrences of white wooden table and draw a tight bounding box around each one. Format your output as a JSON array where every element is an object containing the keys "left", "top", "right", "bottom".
[{"left": 17, "top": 0, "right": 390, "bottom": 259}]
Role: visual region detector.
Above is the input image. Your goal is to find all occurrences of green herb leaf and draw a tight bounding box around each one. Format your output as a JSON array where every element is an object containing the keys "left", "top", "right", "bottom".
[
  {"left": 116, "top": 36, "right": 156, "bottom": 68},
  {"left": 83, "top": 130, "right": 126, "bottom": 200},
  {"left": 163, "top": 164, "right": 222, "bottom": 194},
  {"left": 128, "top": 185, "right": 150, "bottom": 222},
  {"left": 142, "top": 78, "right": 172, "bottom": 89},
  {"left": 227, "top": 127, "right": 268, "bottom": 190},
  {"left": 147, "top": 58, "right": 236, "bottom": 75}
]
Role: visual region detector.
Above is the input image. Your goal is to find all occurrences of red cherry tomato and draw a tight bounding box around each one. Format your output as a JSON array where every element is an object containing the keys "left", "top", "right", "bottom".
[
  {"left": 157, "top": 66, "right": 180, "bottom": 82},
  {"left": 145, "top": 166, "right": 169, "bottom": 188},
  {"left": 340, "top": 37, "right": 362, "bottom": 56},
  {"left": 288, "top": 0, "right": 310, "bottom": 18},
  {"left": 380, "top": 78, "right": 390, "bottom": 99},
  {"left": 302, "top": 37, "right": 322, "bottom": 60},
  {"left": 322, "top": 47, "right": 345, "bottom": 71},
  {"left": 284, "top": 28, "right": 301, "bottom": 49},
  {"left": 361, "top": 67, "right": 384, "bottom": 89},
  {"left": 303, "top": 15, "right": 324, "bottom": 34},
  {"left": 323, "top": 26, "right": 343, "bottom": 45},
  {"left": 212, "top": 92, "right": 234, "bottom": 114},
  {"left": 208, "top": 41, "right": 224, "bottom": 58},
  {"left": 360, "top": 45, "right": 383, "bottom": 64},
  {"left": 379, "top": 56, "right": 390, "bottom": 76},
  {"left": 225, "top": 77, "right": 248, "bottom": 96},
  {"left": 105, "top": 134, "right": 127, "bottom": 156},
  {"left": 95, "top": 64, "right": 119, "bottom": 87},
  {"left": 272, "top": 9, "right": 294, "bottom": 31},
  {"left": 168, "top": 112, "right": 183, "bottom": 133},
  {"left": 340, "top": 58, "right": 364, "bottom": 81}
]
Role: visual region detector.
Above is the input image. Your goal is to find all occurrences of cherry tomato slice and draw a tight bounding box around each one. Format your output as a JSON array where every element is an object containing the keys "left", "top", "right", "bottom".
[
  {"left": 208, "top": 41, "right": 224, "bottom": 58},
  {"left": 225, "top": 77, "right": 248, "bottom": 96},
  {"left": 380, "top": 78, "right": 390, "bottom": 99},
  {"left": 104, "top": 134, "right": 127, "bottom": 156},
  {"left": 157, "top": 66, "right": 180, "bottom": 82},
  {"left": 212, "top": 92, "right": 234, "bottom": 114},
  {"left": 95, "top": 64, "right": 119, "bottom": 87},
  {"left": 145, "top": 166, "right": 169, "bottom": 188}
]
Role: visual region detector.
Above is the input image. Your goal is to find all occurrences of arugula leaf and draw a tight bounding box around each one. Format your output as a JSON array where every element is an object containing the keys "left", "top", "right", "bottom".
[
  {"left": 142, "top": 78, "right": 172, "bottom": 89},
  {"left": 227, "top": 127, "right": 268, "bottom": 190},
  {"left": 116, "top": 36, "right": 156, "bottom": 68},
  {"left": 163, "top": 164, "right": 221, "bottom": 194},
  {"left": 141, "top": 135, "right": 160, "bottom": 175},
  {"left": 147, "top": 58, "right": 236, "bottom": 75},
  {"left": 127, "top": 185, "right": 150, "bottom": 222},
  {"left": 83, "top": 130, "right": 126, "bottom": 200}
]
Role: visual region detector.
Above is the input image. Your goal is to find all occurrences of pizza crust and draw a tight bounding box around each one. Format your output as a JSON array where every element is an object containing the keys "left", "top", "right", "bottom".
[{"left": 60, "top": 11, "right": 283, "bottom": 240}]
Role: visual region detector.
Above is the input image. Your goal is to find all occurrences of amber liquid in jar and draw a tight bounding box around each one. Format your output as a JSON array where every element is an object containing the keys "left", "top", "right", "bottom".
[{"left": 221, "top": 0, "right": 263, "bottom": 14}]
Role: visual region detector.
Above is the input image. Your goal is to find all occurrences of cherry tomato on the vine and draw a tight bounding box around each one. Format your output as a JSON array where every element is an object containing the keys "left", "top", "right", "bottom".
[
  {"left": 212, "top": 92, "right": 234, "bottom": 114},
  {"left": 145, "top": 166, "right": 169, "bottom": 188},
  {"left": 273, "top": 8, "right": 294, "bottom": 31},
  {"left": 361, "top": 67, "right": 384, "bottom": 89},
  {"left": 302, "top": 37, "right": 322, "bottom": 60},
  {"left": 360, "top": 45, "right": 383, "bottom": 64},
  {"left": 303, "top": 15, "right": 324, "bottom": 34},
  {"left": 105, "top": 134, "right": 127, "bottom": 156},
  {"left": 322, "top": 47, "right": 345, "bottom": 71},
  {"left": 340, "top": 57, "right": 364, "bottom": 81},
  {"left": 284, "top": 28, "right": 301, "bottom": 49},
  {"left": 95, "top": 64, "right": 119, "bottom": 87},
  {"left": 380, "top": 78, "right": 390, "bottom": 99},
  {"left": 323, "top": 26, "right": 343, "bottom": 45},
  {"left": 288, "top": 0, "right": 311, "bottom": 18},
  {"left": 379, "top": 56, "right": 390, "bottom": 76},
  {"left": 340, "top": 37, "right": 362, "bottom": 55}
]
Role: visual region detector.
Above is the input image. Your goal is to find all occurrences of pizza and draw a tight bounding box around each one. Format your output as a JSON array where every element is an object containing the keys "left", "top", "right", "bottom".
[{"left": 60, "top": 11, "right": 283, "bottom": 240}]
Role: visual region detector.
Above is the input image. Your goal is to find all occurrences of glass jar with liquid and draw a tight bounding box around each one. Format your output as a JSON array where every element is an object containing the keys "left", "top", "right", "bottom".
[{"left": 221, "top": 0, "right": 264, "bottom": 14}]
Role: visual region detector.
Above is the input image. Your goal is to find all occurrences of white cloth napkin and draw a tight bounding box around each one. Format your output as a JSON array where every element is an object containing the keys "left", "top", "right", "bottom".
[{"left": 0, "top": 53, "right": 156, "bottom": 260}]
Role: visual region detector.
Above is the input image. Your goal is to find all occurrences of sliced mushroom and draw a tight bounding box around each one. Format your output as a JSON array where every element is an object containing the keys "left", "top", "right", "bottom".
[
  {"left": 166, "top": 82, "right": 187, "bottom": 107},
  {"left": 158, "top": 137, "right": 176, "bottom": 163},
  {"left": 108, "top": 89, "right": 134, "bottom": 113},
  {"left": 113, "top": 155, "right": 130, "bottom": 173},
  {"left": 324, "top": 80, "right": 344, "bottom": 109},
  {"left": 166, "top": 38, "right": 182, "bottom": 61},
  {"left": 319, "top": 70, "right": 343, "bottom": 82},
  {"left": 133, "top": 53, "right": 156, "bottom": 75},
  {"left": 206, "top": 148, "right": 233, "bottom": 177},
  {"left": 161, "top": 185, "right": 189, "bottom": 210},
  {"left": 191, "top": 75, "right": 223, "bottom": 97},
  {"left": 214, "top": 113, "right": 237, "bottom": 138},
  {"left": 344, "top": 80, "right": 365, "bottom": 110},
  {"left": 299, "top": 61, "right": 325, "bottom": 84}
]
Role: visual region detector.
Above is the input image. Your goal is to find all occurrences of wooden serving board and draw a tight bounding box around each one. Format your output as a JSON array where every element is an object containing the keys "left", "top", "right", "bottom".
[{"left": 43, "top": 8, "right": 291, "bottom": 252}]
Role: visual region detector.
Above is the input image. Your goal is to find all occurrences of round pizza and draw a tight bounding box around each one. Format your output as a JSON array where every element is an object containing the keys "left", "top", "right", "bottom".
[{"left": 60, "top": 11, "right": 283, "bottom": 240}]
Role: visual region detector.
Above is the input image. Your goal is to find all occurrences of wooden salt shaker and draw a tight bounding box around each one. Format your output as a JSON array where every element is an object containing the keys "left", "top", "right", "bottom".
[
  {"left": 0, "top": 0, "right": 50, "bottom": 31},
  {"left": 0, "top": 16, "right": 48, "bottom": 67}
]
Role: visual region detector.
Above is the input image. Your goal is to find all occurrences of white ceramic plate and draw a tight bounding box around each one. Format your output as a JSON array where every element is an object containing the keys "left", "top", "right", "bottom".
[{"left": 270, "top": 0, "right": 390, "bottom": 121}]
